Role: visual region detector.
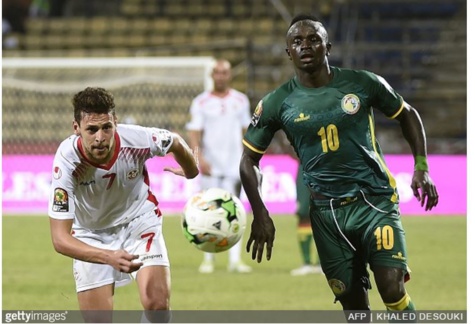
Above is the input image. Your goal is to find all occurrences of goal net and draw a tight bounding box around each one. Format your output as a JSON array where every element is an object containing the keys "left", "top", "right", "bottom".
[{"left": 2, "top": 57, "right": 216, "bottom": 154}]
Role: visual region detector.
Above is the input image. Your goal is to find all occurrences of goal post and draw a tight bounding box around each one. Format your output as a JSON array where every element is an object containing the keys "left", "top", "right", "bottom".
[{"left": 2, "top": 56, "right": 216, "bottom": 154}]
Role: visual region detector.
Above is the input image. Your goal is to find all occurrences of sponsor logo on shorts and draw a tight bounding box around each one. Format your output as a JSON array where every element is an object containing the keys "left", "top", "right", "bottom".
[
  {"left": 328, "top": 279, "right": 346, "bottom": 295},
  {"left": 341, "top": 94, "right": 360, "bottom": 115},
  {"left": 141, "top": 254, "right": 163, "bottom": 261},
  {"left": 392, "top": 251, "right": 406, "bottom": 261},
  {"left": 52, "top": 188, "right": 69, "bottom": 212},
  {"left": 339, "top": 197, "right": 358, "bottom": 206}
]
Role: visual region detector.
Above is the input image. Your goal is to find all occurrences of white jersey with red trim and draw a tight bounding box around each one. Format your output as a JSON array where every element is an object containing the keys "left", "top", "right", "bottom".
[
  {"left": 185, "top": 89, "right": 251, "bottom": 178},
  {"left": 48, "top": 124, "right": 173, "bottom": 230}
]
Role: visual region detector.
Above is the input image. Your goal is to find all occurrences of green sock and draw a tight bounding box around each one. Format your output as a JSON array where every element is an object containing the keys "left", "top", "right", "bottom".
[
  {"left": 405, "top": 299, "right": 415, "bottom": 311},
  {"left": 297, "top": 227, "right": 313, "bottom": 265}
]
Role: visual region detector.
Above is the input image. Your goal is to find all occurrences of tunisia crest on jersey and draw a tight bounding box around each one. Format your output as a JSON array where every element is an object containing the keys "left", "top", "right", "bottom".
[{"left": 53, "top": 166, "right": 62, "bottom": 180}]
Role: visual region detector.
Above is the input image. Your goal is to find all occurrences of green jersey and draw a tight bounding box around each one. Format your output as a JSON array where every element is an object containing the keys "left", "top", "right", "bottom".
[{"left": 243, "top": 66, "right": 404, "bottom": 201}]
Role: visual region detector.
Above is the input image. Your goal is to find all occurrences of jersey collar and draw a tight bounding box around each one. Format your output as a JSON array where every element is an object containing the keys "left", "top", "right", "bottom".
[
  {"left": 77, "top": 132, "right": 121, "bottom": 170},
  {"left": 294, "top": 66, "right": 338, "bottom": 89}
]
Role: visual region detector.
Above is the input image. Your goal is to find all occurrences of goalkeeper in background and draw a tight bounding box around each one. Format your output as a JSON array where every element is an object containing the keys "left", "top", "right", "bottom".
[{"left": 186, "top": 58, "right": 252, "bottom": 274}]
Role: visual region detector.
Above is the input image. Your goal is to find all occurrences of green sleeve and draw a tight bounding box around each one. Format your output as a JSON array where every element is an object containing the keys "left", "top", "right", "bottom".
[
  {"left": 365, "top": 71, "right": 404, "bottom": 119},
  {"left": 243, "top": 83, "right": 292, "bottom": 153}
]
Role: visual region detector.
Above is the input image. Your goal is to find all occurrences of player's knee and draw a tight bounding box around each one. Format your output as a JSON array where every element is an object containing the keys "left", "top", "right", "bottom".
[
  {"left": 378, "top": 284, "right": 406, "bottom": 304},
  {"left": 142, "top": 295, "right": 170, "bottom": 311},
  {"left": 374, "top": 267, "right": 406, "bottom": 303},
  {"left": 142, "top": 308, "right": 172, "bottom": 323}
]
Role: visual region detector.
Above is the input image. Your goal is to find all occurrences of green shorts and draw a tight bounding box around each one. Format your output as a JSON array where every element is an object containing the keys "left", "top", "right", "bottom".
[{"left": 309, "top": 193, "right": 409, "bottom": 299}]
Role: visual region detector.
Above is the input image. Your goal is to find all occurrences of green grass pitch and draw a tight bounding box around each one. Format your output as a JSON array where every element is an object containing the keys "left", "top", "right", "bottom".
[{"left": 2, "top": 214, "right": 466, "bottom": 310}]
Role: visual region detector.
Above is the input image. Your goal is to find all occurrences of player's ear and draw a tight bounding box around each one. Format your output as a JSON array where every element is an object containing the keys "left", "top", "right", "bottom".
[
  {"left": 326, "top": 42, "right": 332, "bottom": 56},
  {"left": 73, "top": 121, "right": 80, "bottom": 135},
  {"left": 285, "top": 48, "right": 292, "bottom": 60}
]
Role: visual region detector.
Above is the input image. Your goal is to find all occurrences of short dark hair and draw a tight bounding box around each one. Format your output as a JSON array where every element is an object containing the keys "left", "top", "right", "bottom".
[
  {"left": 288, "top": 13, "right": 320, "bottom": 29},
  {"left": 287, "top": 13, "right": 329, "bottom": 44},
  {"left": 72, "top": 87, "right": 116, "bottom": 124}
]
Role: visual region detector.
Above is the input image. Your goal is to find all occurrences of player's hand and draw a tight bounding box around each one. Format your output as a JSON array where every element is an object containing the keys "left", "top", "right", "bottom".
[
  {"left": 108, "top": 249, "right": 143, "bottom": 273},
  {"left": 246, "top": 210, "right": 275, "bottom": 263},
  {"left": 163, "top": 166, "right": 187, "bottom": 177},
  {"left": 411, "top": 170, "right": 439, "bottom": 211}
]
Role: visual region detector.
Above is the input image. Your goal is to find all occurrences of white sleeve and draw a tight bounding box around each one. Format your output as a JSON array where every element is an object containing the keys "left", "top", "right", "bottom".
[
  {"left": 240, "top": 95, "right": 252, "bottom": 128},
  {"left": 185, "top": 99, "right": 204, "bottom": 131},
  {"left": 48, "top": 152, "right": 76, "bottom": 220}
]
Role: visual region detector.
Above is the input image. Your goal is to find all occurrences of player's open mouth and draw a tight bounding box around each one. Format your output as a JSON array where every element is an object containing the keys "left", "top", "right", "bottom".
[{"left": 300, "top": 54, "right": 314, "bottom": 62}]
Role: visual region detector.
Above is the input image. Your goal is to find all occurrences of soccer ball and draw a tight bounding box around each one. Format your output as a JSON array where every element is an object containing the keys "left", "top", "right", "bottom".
[{"left": 182, "top": 187, "right": 247, "bottom": 253}]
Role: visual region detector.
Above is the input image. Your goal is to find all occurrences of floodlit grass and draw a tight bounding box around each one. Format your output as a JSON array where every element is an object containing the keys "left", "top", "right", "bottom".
[{"left": 2, "top": 215, "right": 466, "bottom": 311}]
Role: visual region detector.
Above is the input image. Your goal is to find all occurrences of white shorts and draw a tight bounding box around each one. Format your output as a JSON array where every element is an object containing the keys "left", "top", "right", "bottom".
[
  {"left": 200, "top": 175, "right": 241, "bottom": 197},
  {"left": 72, "top": 210, "right": 170, "bottom": 292}
]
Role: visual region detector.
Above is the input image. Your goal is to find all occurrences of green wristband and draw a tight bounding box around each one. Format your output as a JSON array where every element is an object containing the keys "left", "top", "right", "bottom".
[{"left": 415, "top": 155, "right": 429, "bottom": 172}]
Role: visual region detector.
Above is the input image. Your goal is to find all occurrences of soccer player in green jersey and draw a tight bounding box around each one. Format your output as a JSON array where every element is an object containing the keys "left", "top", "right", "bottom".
[{"left": 239, "top": 14, "right": 439, "bottom": 312}]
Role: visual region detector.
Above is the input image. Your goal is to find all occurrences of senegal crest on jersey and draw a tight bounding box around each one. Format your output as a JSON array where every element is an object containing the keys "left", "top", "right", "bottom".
[{"left": 341, "top": 94, "right": 360, "bottom": 115}]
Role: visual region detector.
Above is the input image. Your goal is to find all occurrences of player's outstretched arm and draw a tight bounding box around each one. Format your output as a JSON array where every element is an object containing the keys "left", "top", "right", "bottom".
[
  {"left": 240, "top": 146, "right": 275, "bottom": 262},
  {"left": 395, "top": 102, "right": 439, "bottom": 211},
  {"left": 187, "top": 129, "right": 212, "bottom": 176},
  {"left": 164, "top": 133, "right": 199, "bottom": 179},
  {"left": 49, "top": 218, "right": 143, "bottom": 273}
]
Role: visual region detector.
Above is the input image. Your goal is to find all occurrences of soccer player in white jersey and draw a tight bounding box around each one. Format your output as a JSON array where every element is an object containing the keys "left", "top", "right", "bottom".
[
  {"left": 48, "top": 87, "right": 199, "bottom": 323},
  {"left": 186, "top": 59, "right": 252, "bottom": 274}
]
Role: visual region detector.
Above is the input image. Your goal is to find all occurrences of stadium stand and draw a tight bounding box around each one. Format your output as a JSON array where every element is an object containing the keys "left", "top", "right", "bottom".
[{"left": 2, "top": 0, "right": 466, "bottom": 154}]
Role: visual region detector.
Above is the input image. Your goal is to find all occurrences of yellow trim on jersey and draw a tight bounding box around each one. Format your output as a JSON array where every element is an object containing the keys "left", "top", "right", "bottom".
[
  {"left": 243, "top": 139, "right": 266, "bottom": 154},
  {"left": 389, "top": 101, "right": 405, "bottom": 119},
  {"left": 368, "top": 114, "right": 398, "bottom": 203}
]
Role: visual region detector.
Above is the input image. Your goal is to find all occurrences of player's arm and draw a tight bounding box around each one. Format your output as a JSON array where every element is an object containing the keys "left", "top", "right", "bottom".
[
  {"left": 187, "top": 129, "right": 211, "bottom": 176},
  {"left": 164, "top": 133, "right": 199, "bottom": 179},
  {"left": 239, "top": 145, "right": 275, "bottom": 262},
  {"left": 187, "top": 129, "right": 201, "bottom": 154},
  {"left": 394, "top": 101, "right": 439, "bottom": 210},
  {"left": 49, "top": 218, "right": 142, "bottom": 273}
]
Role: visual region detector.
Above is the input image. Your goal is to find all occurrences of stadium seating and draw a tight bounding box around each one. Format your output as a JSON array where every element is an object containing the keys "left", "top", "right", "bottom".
[{"left": 2, "top": 0, "right": 466, "bottom": 154}]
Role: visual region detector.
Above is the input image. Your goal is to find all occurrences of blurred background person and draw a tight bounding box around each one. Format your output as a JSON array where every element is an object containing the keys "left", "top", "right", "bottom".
[
  {"left": 186, "top": 58, "right": 253, "bottom": 274},
  {"left": 291, "top": 164, "right": 323, "bottom": 276}
]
